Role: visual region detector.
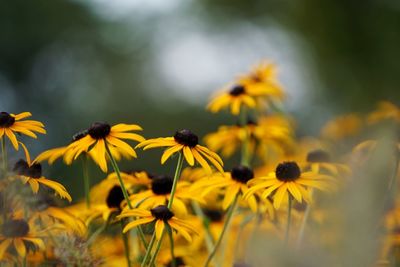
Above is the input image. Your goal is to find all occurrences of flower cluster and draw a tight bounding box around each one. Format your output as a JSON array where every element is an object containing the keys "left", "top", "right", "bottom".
[{"left": 1, "top": 61, "right": 399, "bottom": 267}]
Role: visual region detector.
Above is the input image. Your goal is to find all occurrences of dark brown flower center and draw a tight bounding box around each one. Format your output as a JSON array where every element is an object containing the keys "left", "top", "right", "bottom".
[
  {"left": 203, "top": 209, "right": 224, "bottom": 222},
  {"left": 229, "top": 85, "right": 246, "bottom": 96},
  {"left": 174, "top": 129, "right": 198, "bottom": 147},
  {"left": 13, "top": 159, "right": 42, "bottom": 178},
  {"left": 306, "top": 150, "right": 331, "bottom": 163},
  {"left": 231, "top": 165, "right": 254, "bottom": 184},
  {"left": 151, "top": 176, "right": 173, "bottom": 195},
  {"left": 72, "top": 129, "right": 88, "bottom": 142},
  {"left": 275, "top": 162, "right": 301, "bottom": 182},
  {"left": 151, "top": 205, "right": 174, "bottom": 221},
  {"left": 106, "top": 186, "right": 125, "bottom": 209},
  {"left": 1, "top": 219, "right": 30, "bottom": 237},
  {"left": 166, "top": 257, "right": 185, "bottom": 267},
  {"left": 0, "top": 112, "right": 15, "bottom": 127},
  {"left": 88, "top": 122, "right": 111, "bottom": 139}
]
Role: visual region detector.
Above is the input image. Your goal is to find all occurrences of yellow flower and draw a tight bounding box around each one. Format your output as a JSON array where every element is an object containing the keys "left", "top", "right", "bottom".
[
  {"left": 191, "top": 165, "right": 258, "bottom": 212},
  {"left": 13, "top": 159, "right": 72, "bottom": 202},
  {"left": 0, "top": 219, "right": 45, "bottom": 259},
  {"left": 207, "top": 62, "right": 284, "bottom": 115},
  {"left": 118, "top": 205, "right": 197, "bottom": 242},
  {"left": 0, "top": 112, "right": 46, "bottom": 150},
  {"left": 320, "top": 113, "right": 363, "bottom": 141},
  {"left": 245, "top": 161, "right": 334, "bottom": 209},
  {"left": 63, "top": 122, "right": 144, "bottom": 172},
  {"left": 367, "top": 101, "right": 400, "bottom": 125},
  {"left": 136, "top": 129, "right": 224, "bottom": 173},
  {"left": 128, "top": 175, "right": 203, "bottom": 215},
  {"left": 302, "top": 149, "right": 350, "bottom": 176},
  {"left": 106, "top": 170, "right": 153, "bottom": 192}
]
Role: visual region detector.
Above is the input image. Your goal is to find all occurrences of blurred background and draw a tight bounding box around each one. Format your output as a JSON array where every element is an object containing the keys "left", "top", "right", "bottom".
[{"left": 1, "top": 0, "right": 399, "bottom": 197}]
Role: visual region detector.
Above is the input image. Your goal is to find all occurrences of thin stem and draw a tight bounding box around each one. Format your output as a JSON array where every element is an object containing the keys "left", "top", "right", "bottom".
[
  {"left": 141, "top": 232, "right": 157, "bottom": 267},
  {"left": 105, "top": 141, "right": 133, "bottom": 209},
  {"left": 168, "top": 152, "right": 184, "bottom": 209},
  {"left": 148, "top": 229, "right": 166, "bottom": 267},
  {"left": 285, "top": 195, "right": 293, "bottom": 246},
  {"left": 81, "top": 155, "right": 91, "bottom": 208},
  {"left": 166, "top": 224, "right": 176, "bottom": 267},
  {"left": 296, "top": 190, "right": 314, "bottom": 249},
  {"left": 1, "top": 136, "right": 7, "bottom": 174},
  {"left": 204, "top": 195, "right": 239, "bottom": 267},
  {"left": 121, "top": 220, "right": 132, "bottom": 267},
  {"left": 239, "top": 107, "right": 250, "bottom": 166}
]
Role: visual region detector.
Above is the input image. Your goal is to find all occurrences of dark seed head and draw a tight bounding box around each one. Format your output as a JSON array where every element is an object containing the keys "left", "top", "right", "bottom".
[
  {"left": 13, "top": 159, "right": 42, "bottom": 178},
  {"left": 231, "top": 165, "right": 254, "bottom": 184},
  {"left": 151, "top": 176, "right": 173, "bottom": 195},
  {"left": 88, "top": 122, "right": 111, "bottom": 139},
  {"left": 166, "top": 257, "right": 185, "bottom": 267},
  {"left": 275, "top": 162, "right": 301, "bottom": 182},
  {"left": 0, "top": 112, "right": 15, "bottom": 127},
  {"left": 106, "top": 186, "right": 125, "bottom": 209},
  {"left": 72, "top": 129, "right": 88, "bottom": 142},
  {"left": 174, "top": 129, "right": 198, "bottom": 147},
  {"left": 1, "top": 219, "right": 30, "bottom": 237},
  {"left": 150, "top": 205, "right": 174, "bottom": 221},
  {"left": 229, "top": 85, "right": 245, "bottom": 96},
  {"left": 306, "top": 150, "right": 331, "bottom": 163},
  {"left": 203, "top": 209, "right": 224, "bottom": 222}
]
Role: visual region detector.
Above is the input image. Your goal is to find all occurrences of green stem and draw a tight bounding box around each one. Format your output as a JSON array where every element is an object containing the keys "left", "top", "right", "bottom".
[
  {"left": 166, "top": 224, "right": 176, "bottom": 267},
  {"left": 141, "top": 232, "right": 157, "bottom": 267},
  {"left": 204, "top": 195, "right": 238, "bottom": 267},
  {"left": 168, "top": 152, "right": 184, "bottom": 209},
  {"left": 296, "top": 190, "right": 314, "bottom": 249},
  {"left": 239, "top": 107, "right": 250, "bottom": 167},
  {"left": 121, "top": 220, "right": 132, "bottom": 267},
  {"left": 1, "top": 136, "right": 7, "bottom": 174},
  {"left": 148, "top": 229, "right": 166, "bottom": 267},
  {"left": 285, "top": 195, "right": 292, "bottom": 246},
  {"left": 105, "top": 141, "right": 133, "bottom": 209},
  {"left": 81, "top": 156, "right": 91, "bottom": 208}
]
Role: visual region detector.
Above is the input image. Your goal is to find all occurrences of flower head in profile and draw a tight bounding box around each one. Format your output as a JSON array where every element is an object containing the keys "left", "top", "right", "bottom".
[
  {"left": 0, "top": 219, "right": 45, "bottom": 259},
  {"left": 0, "top": 112, "right": 46, "bottom": 150},
  {"left": 37, "top": 122, "right": 145, "bottom": 173},
  {"left": 303, "top": 149, "right": 350, "bottom": 176},
  {"left": 118, "top": 205, "right": 197, "bottom": 242},
  {"left": 136, "top": 129, "right": 224, "bottom": 173},
  {"left": 191, "top": 165, "right": 258, "bottom": 212},
  {"left": 245, "top": 161, "right": 334, "bottom": 209},
  {"left": 207, "top": 62, "right": 284, "bottom": 115},
  {"left": 367, "top": 101, "right": 400, "bottom": 125}
]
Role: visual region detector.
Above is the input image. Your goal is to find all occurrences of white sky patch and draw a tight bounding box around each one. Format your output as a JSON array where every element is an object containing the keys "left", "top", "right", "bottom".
[{"left": 151, "top": 21, "right": 313, "bottom": 110}]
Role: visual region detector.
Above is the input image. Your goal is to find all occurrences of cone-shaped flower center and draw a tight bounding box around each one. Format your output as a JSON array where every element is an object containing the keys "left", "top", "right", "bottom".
[
  {"left": 0, "top": 112, "right": 15, "bottom": 127},
  {"left": 229, "top": 85, "right": 245, "bottom": 96},
  {"left": 106, "top": 186, "right": 125, "bottom": 209},
  {"left": 151, "top": 176, "right": 173, "bottom": 195},
  {"left": 174, "top": 129, "right": 198, "bottom": 147},
  {"left": 275, "top": 162, "right": 301, "bottom": 181},
  {"left": 88, "top": 122, "right": 111, "bottom": 139},
  {"left": 306, "top": 149, "right": 331, "bottom": 163},
  {"left": 166, "top": 257, "right": 185, "bottom": 267},
  {"left": 13, "top": 159, "right": 42, "bottom": 178},
  {"left": 231, "top": 165, "right": 254, "bottom": 184},
  {"left": 203, "top": 209, "right": 224, "bottom": 222},
  {"left": 151, "top": 205, "right": 174, "bottom": 221},
  {"left": 72, "top": 129, "right": 88, "bottom": 142},
  {"left": 2, "top": 219, "right": 30, "bottom": 237}
]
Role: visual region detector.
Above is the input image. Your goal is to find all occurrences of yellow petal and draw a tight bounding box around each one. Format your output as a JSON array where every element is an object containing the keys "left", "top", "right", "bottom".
[{"left": 183, "top": 146, "right": 195, "bottom": 166}]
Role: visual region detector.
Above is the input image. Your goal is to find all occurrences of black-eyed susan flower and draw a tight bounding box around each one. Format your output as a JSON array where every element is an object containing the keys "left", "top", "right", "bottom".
[
  {"left": 118, "top": 205, "right": 197, "bottom": 242},
  {"left": 367, "top": 101, "right": 400, "bottom": 125},
  {"left": 107, "top": 170, "right": 153, "bottom": 193},
  {"left": 191, "top": 165, "right": 258, "bottom": 212},
  {"left": 0, "top": 112, "right": 46, "bottom": 150},
  {"left": 0, "top": 219, "right": 45, "bottom": 259},
  {"left": 128, "top": 175, "right": 203, "bottom": 215},
  {"left": 245, "top": 161, "right": 334, "bottom": 209},
  {"left": 136, "top": 129, "right": 224, "bottom": 173},
  {"left": 37, "top": 122, "right": 145, "bottom": 173},
  {"left": 207, "top": 62, "right": 284, "bottom": 115},
  {"left": 13, "top": 159, "right": 72, "bottom": 202},
  {"left": 303, "top": 149, "right": 350, "bottom": 176}
]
